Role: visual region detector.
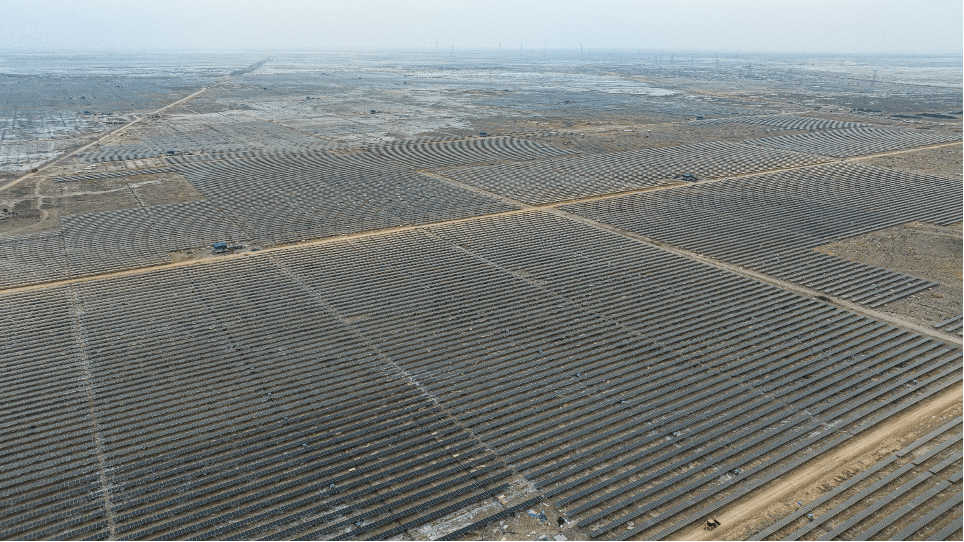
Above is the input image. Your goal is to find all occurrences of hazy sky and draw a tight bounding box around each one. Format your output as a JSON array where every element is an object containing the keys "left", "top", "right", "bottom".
[{"left": 4, "top": 0, "right": 961, "bottom": 54}]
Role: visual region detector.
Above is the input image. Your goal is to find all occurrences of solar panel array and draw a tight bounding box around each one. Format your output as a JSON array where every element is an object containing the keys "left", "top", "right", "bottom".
[
  {"left": 364, "top": 136, "right": 575, "bottom": 169},
  {"left": 3, "top": 213, "right": 960, "bottom": 541},
  {"left": 0, "top": 267, "right": 513, "bottom": 541},
  {"left": 564, "top": 163, "right": 962, "bottom": 307},
  {"left": 4, "top": 112, "right": 962, "bottom": 541},
  {"left": 688, "top": 114, "right": 864, "bottom": 131},
  {"left": 76, "top": 119, "right": 338, "bottom": 163},
  {"left": 0, "top": 287, "right": 110, "bottom": 540},
  {"left": 6, "top": 137, "right": 565, "bottom": 282},
  {"left": 56, "top": 202, "right": 253, "bottom": 278},
  {"left": 77, "top": 133, "right": 573, "bottom": 166},
  {"left": 174, "top": 151, "right": 521, "bottom": 245},
  {"left": 61, "top": 208, "right": 171, "bottom": 277},
  {"left": 444, "top": 141, "right": 831, "bottom": 205},
  {"left": 0, "top": 231, "right": 68, "bottom": 288},
  {"left": 751, "top": 416, "right": 962, "bottom": 541},
  {"left": 743, "top": 127, "right": 962, "bottom": 158},
  {"left": 935, "top": 315, "right": 963, "bottom": 336},
  {"left": 53, "top": 168, "right": 179, "bottom": 183},
  {"left": 144, "top": 200, "right": 250, "bottom": 251}
]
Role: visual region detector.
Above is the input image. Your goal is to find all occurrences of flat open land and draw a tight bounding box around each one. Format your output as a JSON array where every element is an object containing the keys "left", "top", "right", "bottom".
[{"left": 1, "top": 51, "right": 961, "bottom": 541}]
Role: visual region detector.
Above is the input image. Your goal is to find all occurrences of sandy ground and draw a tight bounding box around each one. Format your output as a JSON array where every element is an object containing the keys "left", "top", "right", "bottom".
[
  {"left": 818, "top": 222, "right": 962, "bottom": 329},
  {"left": 0, "top": 172, "right": 204, "bottom": 237},
  {"left": 411, "top": 475, "right": 592, "bottom": 541},
  {"left": 465, "top": 114, "right": 815, "bottom": 155},
  {"left": 856, "top": 143, "right": 963, "bottom": 179},
  {"left": 671, "top": 382, "right": 963, "bottom": 541},
  {"left": 3, "top": 55, "right": 961, "bottom": 542}
]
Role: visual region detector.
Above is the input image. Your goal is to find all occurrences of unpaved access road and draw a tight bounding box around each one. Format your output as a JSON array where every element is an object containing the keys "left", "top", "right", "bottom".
[{"left": 670, "top": 382, "right": 963, "bottom": 541}]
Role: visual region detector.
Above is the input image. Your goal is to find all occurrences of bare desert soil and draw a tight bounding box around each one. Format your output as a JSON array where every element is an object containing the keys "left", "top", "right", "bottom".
[
  {"left": 672, "top": 383, "right": 963, "bottom": 541},
  {"left": 1, "top": 52, "right": 960, "bottom": 542},
  {"left": 856, "top": 142, "right": 963, "bottom": 178},
  {"left": 462, "top": 114, "right": 815, "bottom": 155},
  {"left": 818, "top": 222, "right": 962, "bottom": 329}
]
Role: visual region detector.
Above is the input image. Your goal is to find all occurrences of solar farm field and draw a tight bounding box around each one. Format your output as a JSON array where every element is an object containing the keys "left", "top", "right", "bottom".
[{"left": 1, "top": 52, "right": 961, "bottom": 541}]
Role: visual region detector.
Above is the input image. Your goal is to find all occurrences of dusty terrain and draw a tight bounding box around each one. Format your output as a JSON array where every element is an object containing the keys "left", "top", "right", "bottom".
[
  {"left": 0, "top": 52, "right": 960, "bottom": 542},
  {"left": 672, "top": 383, "right": 962, "bottom": 541},
  {"left": 856, "top": 142, "right": 963, "bottom": 178},
  {"left": 818, "top": 222, "right": 962, "bottom": 329}
]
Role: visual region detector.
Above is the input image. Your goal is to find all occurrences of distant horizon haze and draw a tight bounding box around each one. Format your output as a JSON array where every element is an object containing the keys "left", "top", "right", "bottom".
[{"left": 2, "top": 0, "right": 961, "bottom": 55}]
